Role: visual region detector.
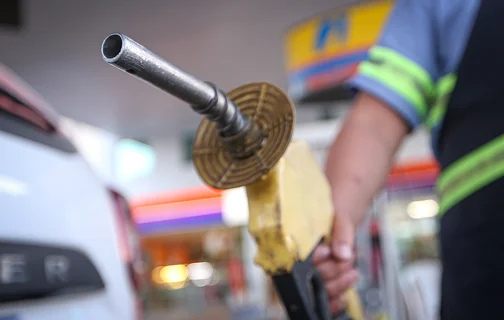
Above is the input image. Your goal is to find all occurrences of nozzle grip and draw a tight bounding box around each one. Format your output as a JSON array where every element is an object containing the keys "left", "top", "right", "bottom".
[
  {"left": 312, "top": 268, "right": 352, "bottom": 320},
  {"left": 271, "top": 244, "right": 353, "bottom": 320}
]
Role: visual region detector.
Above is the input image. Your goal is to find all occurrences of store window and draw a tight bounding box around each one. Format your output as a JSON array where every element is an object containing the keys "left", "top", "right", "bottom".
[
  {"left": 386, "top": 187, "right": 440, "bottom": 269},
  {"left": 141, "top": 227, "right": 246, "bottom": 318},
  {"left": 382, "top": 161, "right": 442, "bottom": 319}
]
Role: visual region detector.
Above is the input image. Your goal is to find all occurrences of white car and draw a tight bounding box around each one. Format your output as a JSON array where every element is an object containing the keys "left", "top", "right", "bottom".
[{"left": 0, "top": 63, "right": 143, "bottom": 320}]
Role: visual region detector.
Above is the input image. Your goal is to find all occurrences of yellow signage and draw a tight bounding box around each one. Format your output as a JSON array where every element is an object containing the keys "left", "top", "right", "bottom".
[{"left": 284, "top": 0, "right": 393, "bottom": 100}]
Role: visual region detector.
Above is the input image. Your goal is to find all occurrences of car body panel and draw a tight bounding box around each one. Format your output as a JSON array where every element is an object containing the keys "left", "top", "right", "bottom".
[{"left": 0, "top": 64, "right": 137, "bottom": 319}]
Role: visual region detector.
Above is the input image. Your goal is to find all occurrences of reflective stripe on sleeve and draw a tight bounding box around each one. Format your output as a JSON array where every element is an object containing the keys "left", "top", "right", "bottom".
[
  {"left": 358, "top": 46, "right": 435, "bottom": 119},
  {"left": 426, "top": 74, "right": 457, "bottom": 130}
]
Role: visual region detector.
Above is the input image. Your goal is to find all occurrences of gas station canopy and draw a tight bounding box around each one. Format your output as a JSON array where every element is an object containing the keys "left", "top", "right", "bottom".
[{"left": 284, "top": 0, "right": 393, "bottom": 104}]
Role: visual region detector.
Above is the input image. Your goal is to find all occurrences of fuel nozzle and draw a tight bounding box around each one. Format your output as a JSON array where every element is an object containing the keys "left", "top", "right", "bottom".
[{"left": 101, "top": 33, "right": 295, "bottom": 189}]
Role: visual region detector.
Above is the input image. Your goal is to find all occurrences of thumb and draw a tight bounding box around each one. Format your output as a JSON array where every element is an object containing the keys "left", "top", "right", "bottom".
[{"left": 331, "top": 214, "right": 355, "bottom": 261}]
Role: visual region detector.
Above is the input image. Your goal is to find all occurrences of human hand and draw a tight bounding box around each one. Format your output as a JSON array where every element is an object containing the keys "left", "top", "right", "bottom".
[{"left": 313, "top": 214, "right": 359, "bottom": 315}]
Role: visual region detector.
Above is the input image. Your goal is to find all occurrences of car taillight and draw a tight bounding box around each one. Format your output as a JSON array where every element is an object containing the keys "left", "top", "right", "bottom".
[
  {"left": 109, "top": 190, "right": 145, "bottom": 320},
  {"left": 111, "top": 191, "right": 133, "bottom": 262}
]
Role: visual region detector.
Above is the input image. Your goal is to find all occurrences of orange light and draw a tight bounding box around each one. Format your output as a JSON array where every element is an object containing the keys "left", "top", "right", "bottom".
[
  {"left": 132, "top": 186, "right": 222, "bottom": 208},
  {"left": 389, "top": 159, "right": 439, "bottom": 176},
  {"left": 132, "top": 197, "right": 222, "bottom": 224},
  {"left": 132, "top": 196, "right": 221, "bottom": 215}
]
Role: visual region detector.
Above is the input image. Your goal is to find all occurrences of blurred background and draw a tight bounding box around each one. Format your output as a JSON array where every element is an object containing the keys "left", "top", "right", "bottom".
[{"left": 0, "top": 0, "right": 441, "bottom": 319}]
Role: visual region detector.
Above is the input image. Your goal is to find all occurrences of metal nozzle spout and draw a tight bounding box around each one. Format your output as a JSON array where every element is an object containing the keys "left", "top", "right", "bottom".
[{"left": 101, "top": 33, "right": 246, "bottom": 137}]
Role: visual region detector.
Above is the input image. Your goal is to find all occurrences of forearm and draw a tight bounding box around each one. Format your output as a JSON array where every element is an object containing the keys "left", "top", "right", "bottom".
[{"left": 325, "top": 93, "right": 408, "bottom": 228}]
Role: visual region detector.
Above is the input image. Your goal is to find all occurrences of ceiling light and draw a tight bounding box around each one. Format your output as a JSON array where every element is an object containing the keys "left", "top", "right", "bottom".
[
  {"left": 188, "top": 262, "right": 214, "bottom": 287},
  {"left": 159, "top": 264, "right": 188, "bottom": 284},
  {"left": 407, "top": 199, "right": 439, "bottom": 220}
]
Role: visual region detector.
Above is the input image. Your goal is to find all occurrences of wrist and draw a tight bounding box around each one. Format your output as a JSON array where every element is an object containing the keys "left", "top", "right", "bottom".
[{"left": 332, "top": 199, "right": 361, "bottom": 231}]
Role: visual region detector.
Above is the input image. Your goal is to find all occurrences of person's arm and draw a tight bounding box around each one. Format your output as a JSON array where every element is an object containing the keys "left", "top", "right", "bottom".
[
  {"left": 328, "top": 0, "right": 441, "bottom": 226},
  {"left": 326, "top": 92, "right": 408, "bottom": 228},
  {"left": 314, "top": 0, "right": 442, "bottom": 315},
  {"left": 312, "top": 94, "right": 409, "bottom": 314}
]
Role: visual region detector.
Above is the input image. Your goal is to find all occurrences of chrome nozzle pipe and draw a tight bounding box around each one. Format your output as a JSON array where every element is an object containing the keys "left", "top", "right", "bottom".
[{"left": 101, "top": 33, "right": 246, "bottom": 136}]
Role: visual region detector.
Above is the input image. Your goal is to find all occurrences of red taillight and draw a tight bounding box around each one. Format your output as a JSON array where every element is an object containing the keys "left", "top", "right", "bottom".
[
  {"left": 110, "top": 190, "right": 145, "bottom": 319},
  {"left": 112, "top": 191, "right": 143, "bottom": 292},
  {"left": 0, "top": 91, "right": 55, "bottom": 132},
  {"left": 111, "top": 191, "right": 133, "bottom": 262},
  {"left": 135, "top": 296, "right": 144, "bottom": 320}
]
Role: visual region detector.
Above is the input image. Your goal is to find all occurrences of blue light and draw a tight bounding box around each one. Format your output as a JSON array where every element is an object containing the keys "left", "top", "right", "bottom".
[{"left": 114, "top": 139, "right": 156, "bottom": 183}]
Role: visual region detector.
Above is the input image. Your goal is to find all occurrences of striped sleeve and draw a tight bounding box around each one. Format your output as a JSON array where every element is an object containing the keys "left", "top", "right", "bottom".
[{"left": 346, "top": 0, "right": 440, "bottom": 129}]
